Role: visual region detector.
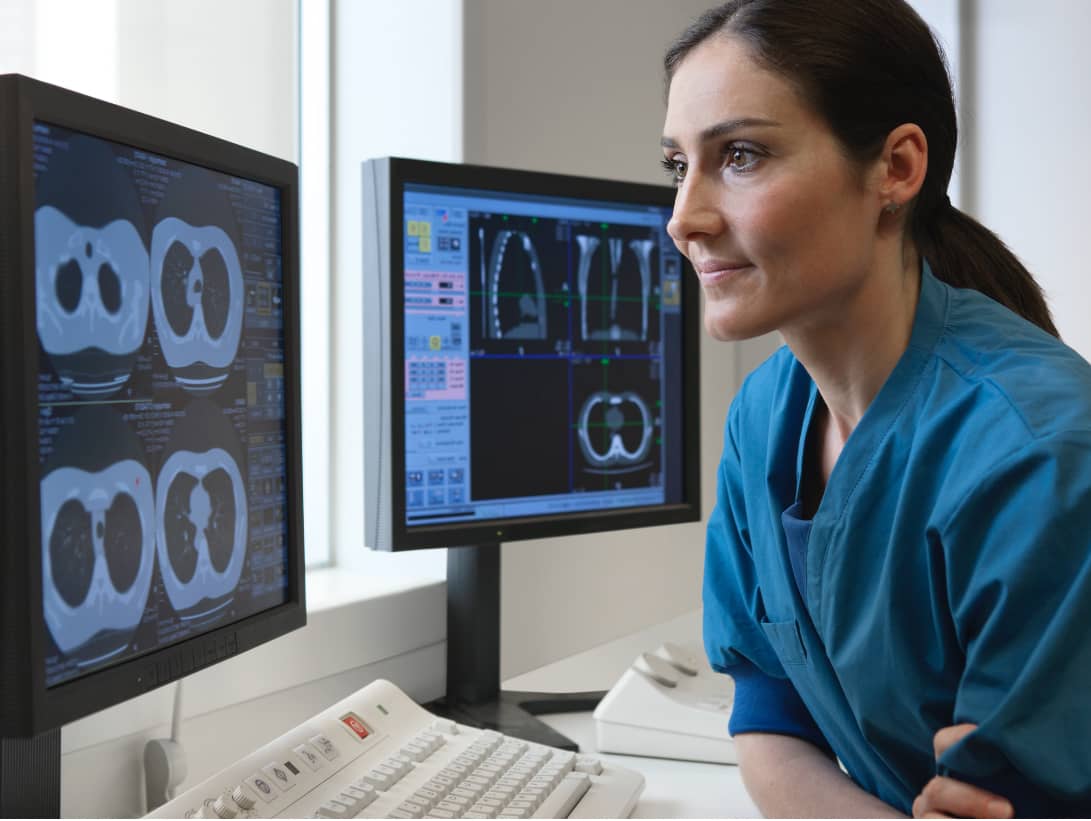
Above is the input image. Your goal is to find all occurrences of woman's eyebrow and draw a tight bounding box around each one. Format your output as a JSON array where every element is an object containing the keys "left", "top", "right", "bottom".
[{"left": 661, "top": 117, "right": 782, "bottom": 149}]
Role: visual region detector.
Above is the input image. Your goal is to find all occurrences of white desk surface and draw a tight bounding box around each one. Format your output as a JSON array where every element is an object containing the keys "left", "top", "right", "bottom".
[{"left": 503, "top": 611, "right": 761, "bottom": 819}]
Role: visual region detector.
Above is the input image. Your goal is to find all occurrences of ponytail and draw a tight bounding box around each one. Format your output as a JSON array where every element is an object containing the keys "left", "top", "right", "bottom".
[{"left": 916, "top": 202, "right": 1059, "bottom": 338}]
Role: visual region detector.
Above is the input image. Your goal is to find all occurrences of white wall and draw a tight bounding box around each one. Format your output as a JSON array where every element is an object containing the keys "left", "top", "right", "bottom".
[
  {"left": 114, "top": 0, "right": 297, "bottom": 162},
  {"left": 969, "top": 0, "right": 1091, "bottom": 360}
]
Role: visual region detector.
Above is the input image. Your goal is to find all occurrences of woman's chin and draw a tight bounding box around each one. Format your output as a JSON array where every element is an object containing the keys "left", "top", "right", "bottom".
[{"left": 703, "top": 306, "right": 773, "bottom": 342}]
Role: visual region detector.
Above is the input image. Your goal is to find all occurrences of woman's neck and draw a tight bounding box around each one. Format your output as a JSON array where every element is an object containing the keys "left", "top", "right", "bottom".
[{"left": 783, "top": 250, "right": 922, "bottom": 467}]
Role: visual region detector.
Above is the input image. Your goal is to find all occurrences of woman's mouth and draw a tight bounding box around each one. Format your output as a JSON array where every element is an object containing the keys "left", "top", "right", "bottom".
[{"left": 695, "top": 260, "right": 752, "bottom": 286}]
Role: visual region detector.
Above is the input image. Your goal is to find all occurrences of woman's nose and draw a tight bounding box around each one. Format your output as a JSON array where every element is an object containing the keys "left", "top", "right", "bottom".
[{"left": 667, "top": 173, "right": 723, "bottom": 244}]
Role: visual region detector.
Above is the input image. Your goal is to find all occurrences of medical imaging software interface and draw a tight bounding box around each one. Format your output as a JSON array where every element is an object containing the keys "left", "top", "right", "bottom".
[
  {"left": 402, "top": 183, "right": 687, "bottom": 527},
  {"left": 34, "top": 123, "right": 290, "bottom": 687}
]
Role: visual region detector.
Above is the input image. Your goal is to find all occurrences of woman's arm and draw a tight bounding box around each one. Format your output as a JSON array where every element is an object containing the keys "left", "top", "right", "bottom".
[{"left": 736, "top": 733, "right": 904, "bottom": 818}]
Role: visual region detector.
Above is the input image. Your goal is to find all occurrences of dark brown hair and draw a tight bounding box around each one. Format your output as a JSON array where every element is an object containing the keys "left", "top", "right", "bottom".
[{"left": 665, "top": 0, "right": 1059, "bottom": 337}]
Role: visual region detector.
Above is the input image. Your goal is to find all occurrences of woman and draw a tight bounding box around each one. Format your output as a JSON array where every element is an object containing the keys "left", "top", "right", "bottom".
[{"left": 661, "top": 1, "right": 1091, "bottom": 816}]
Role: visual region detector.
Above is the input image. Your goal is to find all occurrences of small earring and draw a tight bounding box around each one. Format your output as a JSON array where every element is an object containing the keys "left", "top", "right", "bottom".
[{"left": 883, "top": 202, "right": 901, "bottom": 215}]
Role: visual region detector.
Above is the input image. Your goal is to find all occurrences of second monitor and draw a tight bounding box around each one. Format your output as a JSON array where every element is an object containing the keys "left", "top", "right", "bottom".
[
  {"left": 362, "top": 158, "right": 700, "bottom": 744},
  {"left": 363, "top": 158, "right": 700, "bottom": 552}
]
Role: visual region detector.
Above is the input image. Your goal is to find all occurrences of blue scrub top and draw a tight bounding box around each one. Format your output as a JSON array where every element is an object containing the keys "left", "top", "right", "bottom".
[{"left": 704, "top": 262, "right": 1091, "bottom": 815}]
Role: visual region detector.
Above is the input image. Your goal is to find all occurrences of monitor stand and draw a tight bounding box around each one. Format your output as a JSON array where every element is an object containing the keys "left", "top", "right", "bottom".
[
  {"left": 0, "top": 728, "right": 61, "bottom": 817},
  {"left": 427, "top": 543, "right": 606, "bottom": 751}
]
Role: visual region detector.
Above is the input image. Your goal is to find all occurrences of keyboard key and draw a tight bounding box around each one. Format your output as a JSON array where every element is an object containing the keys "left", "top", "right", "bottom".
[
  {"left": 243, "top": 774, "right": 277, "bottom": 802},
  {"left": 342, "top": 786, "right": 376, "bottom": 807},
  {"left": 396, "top": 800, "right": 427, "bottom": 818},
  {"left": 360, "top": 767, "right": 395, "bottom": 790},
  {"left": 384, "top": 758, "right": 412, "bottom": 782},
  {"left": 574, "top": 756, "right": 604, "bottom": 775},
  {"left": 293, "top": 743, "right": 326, "bottom": 771},
  {"left": 473, "top": 798, "right": 503, "bottom": 815},
  {"left": 315, "top": 799, "right": 353, "bottom": 818},
  {"left": 261, "top": 762, "right": 296, "bottom": 791},
  {"left": 309, "top": 733, "right": 341, "bottom": 761},
  {"left": 413, "top": 787, "right": 441, "bottom": 808},
  {"left": 431, "top": 719, "right": 458, "bottom": 734},
  {"left": 531, "top": 771, "right": 591, "bottom": 819}
]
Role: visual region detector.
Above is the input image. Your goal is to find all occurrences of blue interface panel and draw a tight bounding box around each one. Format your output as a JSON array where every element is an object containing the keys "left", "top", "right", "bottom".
[{"left": 402, "top": 183, "right": 687, "bottom": 527}]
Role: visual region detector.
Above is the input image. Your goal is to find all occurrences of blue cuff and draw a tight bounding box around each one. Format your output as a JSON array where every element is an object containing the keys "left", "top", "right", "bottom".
[{"left": 727, "top": 659, "right": 834, "bottom": 757}]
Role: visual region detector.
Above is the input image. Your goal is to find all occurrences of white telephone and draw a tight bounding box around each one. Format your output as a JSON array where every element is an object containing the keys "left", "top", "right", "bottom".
[{"left": 593, "top": 640, "right": 737, "bottom": 764}]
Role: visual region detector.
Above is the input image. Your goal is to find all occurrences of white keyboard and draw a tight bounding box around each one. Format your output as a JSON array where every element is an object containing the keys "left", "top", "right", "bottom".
[{"left": 146, "top": 679, "right": 644, "bottom": 819}]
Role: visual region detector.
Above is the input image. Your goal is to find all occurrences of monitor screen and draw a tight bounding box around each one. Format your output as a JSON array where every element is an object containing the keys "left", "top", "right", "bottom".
[
  {"left": 0, "top": 74, "right": 304, "bottom": 736},
  {"left": 34, "top": 122, "right": 290, "bottom": 688},
  {"left": 363, "top": 159, "right": 700, "bottom": 550}
]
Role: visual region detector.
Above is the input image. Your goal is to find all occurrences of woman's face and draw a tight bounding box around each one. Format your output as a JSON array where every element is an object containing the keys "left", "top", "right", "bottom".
[{"left": 662, "top": 35, "right": 884, "bottom": 342}]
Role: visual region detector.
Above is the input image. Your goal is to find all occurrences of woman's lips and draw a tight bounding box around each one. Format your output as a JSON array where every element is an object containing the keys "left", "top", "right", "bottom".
[{"left": 695, "top": 261, "right": 752, "bottom": 286}]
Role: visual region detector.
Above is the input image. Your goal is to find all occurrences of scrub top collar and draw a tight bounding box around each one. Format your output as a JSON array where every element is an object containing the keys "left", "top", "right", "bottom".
[{"left": 795, "top": 259, "right": 948, "bottom": 545}]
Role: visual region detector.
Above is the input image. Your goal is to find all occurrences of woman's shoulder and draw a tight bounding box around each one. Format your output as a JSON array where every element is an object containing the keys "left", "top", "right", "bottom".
[{"left": 932, "top": 284, "right": 1091, "bottom": 439}]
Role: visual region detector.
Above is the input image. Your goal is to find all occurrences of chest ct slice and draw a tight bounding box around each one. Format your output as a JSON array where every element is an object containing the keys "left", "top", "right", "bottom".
[
  {"left": 40, "top": 461, "right": 156, "bottom": 654},
  {"left": 155, "top": 447, "right": 248, "bottom": 612},
  {"left": 150, "top": 217, "right": 244, "bottom": 386},
  {"left": 34, "top": 206, "right": 150, "bottom": 394}
]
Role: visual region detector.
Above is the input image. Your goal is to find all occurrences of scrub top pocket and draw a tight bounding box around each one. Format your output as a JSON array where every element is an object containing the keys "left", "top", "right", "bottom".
[{"left": 761, "top": 618, "right": 808, "bottom": 666}]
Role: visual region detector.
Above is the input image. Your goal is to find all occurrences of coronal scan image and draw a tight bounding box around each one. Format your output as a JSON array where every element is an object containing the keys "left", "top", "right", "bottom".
[
  {"left": 34, "top": 135, "right": 150, "bottom": 396},
  {"left": 571, "top": 359, "right": 662, "bottom": 488},
  {"left": 469, "top": 215, "right": 569, "bottom": 348},
  {"left": 155, "top": 400, "right": 248, "bottom": 617},
  {"left": 40, "top": 408, "right": 155, "bottom": 659},
  {"left": 150, "top": 170, "right": 244, "bottom": 393},
  {"left": 575, "top": 229, "right": 659, "bottom": 345}
]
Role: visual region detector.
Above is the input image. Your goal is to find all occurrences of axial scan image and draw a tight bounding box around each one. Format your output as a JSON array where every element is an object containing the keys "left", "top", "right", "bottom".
[
  {"left": 150, "top": 170, "right": 244, "bottom": 393},
  {"left": 35, "top": 135, "right": 151, "bottom": 396},
  {"left": 571, "top": 358, "right": 662, "bottom": 490},
  {"left": 40, "top": 407, "right": 156, "bottom": 658},
  {"left": 154, "top": 400, "right": 248, "bottom": 615}
]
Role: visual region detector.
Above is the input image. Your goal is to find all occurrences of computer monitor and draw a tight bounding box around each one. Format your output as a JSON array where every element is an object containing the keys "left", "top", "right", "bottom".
[
  {"left": 361, "top": 157, "right": 700, "bottom": 744},
  {"left": 0, "top": 74, "right": 305, "bottom": 810}
]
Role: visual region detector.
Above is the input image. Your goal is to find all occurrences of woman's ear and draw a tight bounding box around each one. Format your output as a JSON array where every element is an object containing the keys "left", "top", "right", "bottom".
[{"left": 876, "top": 123, "right": 928, "bottom": 211}]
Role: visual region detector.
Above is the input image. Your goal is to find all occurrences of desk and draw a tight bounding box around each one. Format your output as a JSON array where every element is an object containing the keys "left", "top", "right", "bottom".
[{"left": 503, "top": 611, "right": 761, "bottom": 819}]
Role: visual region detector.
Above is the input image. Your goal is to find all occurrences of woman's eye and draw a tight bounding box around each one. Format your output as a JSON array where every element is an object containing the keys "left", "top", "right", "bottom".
[
  {"left": 660, "top": 157, "right": 687, "bottom": 185},
  {"left": 725, "top": 145, "right": 760, "bottom": 172}
]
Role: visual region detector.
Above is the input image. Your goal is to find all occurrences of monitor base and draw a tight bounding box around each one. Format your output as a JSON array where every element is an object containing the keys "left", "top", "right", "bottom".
[{"left": 426, "top": 689, "right": 606, "bottom": 751}]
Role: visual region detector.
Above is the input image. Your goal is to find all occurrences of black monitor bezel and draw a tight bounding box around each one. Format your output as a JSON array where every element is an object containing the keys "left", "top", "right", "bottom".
[
  {"left": 0, "top": 74, "right": 306, "bottom": 737},
  {"left": 380, "top": 157, "right": 701, "bottom": 551}
]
